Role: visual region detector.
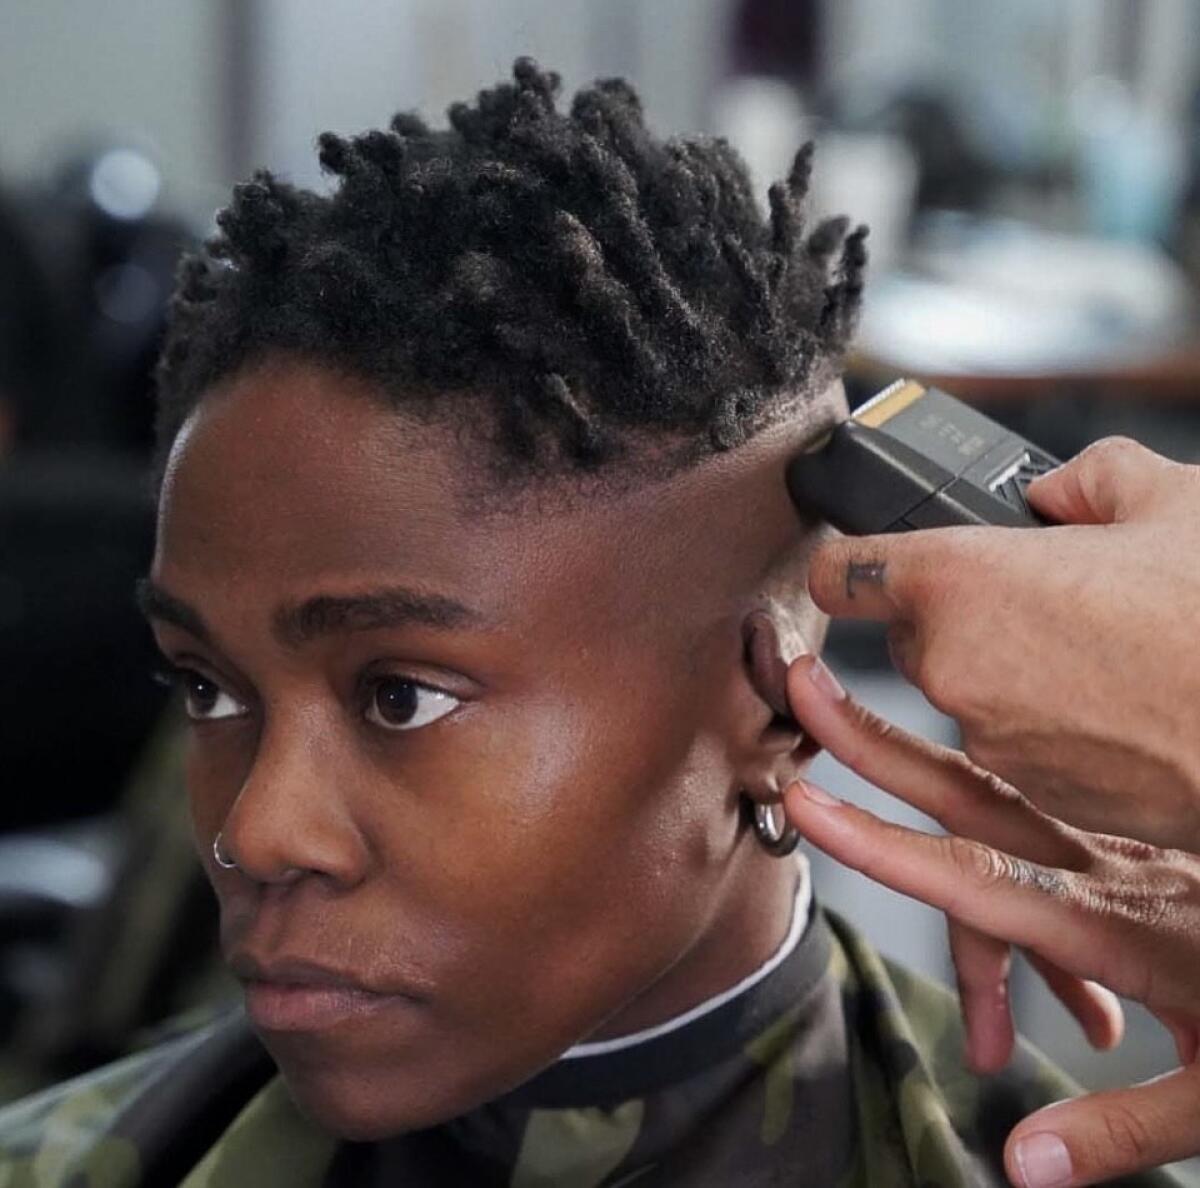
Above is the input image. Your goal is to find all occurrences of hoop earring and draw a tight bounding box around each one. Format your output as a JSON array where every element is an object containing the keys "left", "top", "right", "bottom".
[
  {"left": 213, "top": 832, "right": 239, "bottom": 871},
  {"left": 753, "top": 802, "right": 800, "bottom": 858}
]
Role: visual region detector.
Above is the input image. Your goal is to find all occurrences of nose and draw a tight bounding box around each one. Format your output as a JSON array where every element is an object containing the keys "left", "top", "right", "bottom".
[{"left": 217, "top": 715, "right": 370, "bottom": 889}]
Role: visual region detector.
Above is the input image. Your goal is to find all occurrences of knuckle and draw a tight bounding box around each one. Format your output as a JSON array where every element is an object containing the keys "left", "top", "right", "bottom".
[
  {"left": 1064, "top": 437, "right": 1150, "bottom": 520},
  {"left": 949, "top": 837, "right": 1076, "bottom": 900},
  {"left": 1095, "top": 1103, "right": 1157, "bottom": 1166},
  {"left": 1097, "top": 833, "right": 1160, "bottom": 866},
  {"left": 914, "top": 652, "right": 957, "bottom": 713},
  {"left": 1081, "top": 435, "right": 1143, "bottom": 468},
  {"left": 1084, "top": 862, "right": 1185, "bottom": 932},
  {"left": 946, "top": 837, "right": 1009, "bottom": 889}
]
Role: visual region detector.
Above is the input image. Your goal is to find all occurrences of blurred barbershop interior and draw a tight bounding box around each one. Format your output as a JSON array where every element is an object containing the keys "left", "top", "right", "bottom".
[{"left": 2, "top": 0, "right": 1198, "bottom": 1140}]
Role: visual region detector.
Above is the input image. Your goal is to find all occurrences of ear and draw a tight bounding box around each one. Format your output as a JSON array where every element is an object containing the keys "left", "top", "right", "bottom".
[{"left": 735, "top": 608, "right": 819, "bottom": 805}]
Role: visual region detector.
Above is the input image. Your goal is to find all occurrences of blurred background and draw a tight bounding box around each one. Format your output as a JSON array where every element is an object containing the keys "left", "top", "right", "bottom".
[{"left": 2, "top": 0, "right": 1199, "bottom": 1166}]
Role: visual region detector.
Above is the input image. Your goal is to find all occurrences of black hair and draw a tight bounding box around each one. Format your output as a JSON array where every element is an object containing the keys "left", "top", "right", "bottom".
[{"left": 155, "top": 58, "right": 866, "bottom": 484}]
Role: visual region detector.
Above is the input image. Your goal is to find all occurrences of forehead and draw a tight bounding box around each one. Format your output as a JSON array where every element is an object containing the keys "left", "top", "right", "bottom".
[
  {"left": 162, "top": 365, "right": 482, "bottom": 579},
  {"left": 153, "top": 361, "right": 754, "bottom": 639}
]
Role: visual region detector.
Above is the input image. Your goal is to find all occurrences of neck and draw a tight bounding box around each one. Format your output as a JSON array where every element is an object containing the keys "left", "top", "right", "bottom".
[{"left": 584, "top": 841, "right": 806, "bottom": 1043}]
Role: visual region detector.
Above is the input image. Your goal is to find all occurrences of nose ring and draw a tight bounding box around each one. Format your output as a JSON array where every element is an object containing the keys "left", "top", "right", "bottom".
[{"left": 213, "top": 832, "right": 239, "bottom": 871}]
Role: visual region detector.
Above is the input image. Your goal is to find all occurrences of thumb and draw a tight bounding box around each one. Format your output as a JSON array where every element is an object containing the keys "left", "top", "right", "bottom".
[
  {"left": 1006, "top": 1063, "right": 1200, "bottom": 1187},
  {"left": 1028, "top": 437, "right": 1171, "bottom": 525}
]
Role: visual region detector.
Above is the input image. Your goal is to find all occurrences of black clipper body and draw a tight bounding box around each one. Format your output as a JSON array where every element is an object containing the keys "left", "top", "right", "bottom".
[{"left": 786, "top": 380, "right": 1060, "bottom": 534}]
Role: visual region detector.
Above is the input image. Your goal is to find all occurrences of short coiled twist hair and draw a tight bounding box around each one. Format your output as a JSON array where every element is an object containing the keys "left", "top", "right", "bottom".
[{"left": 155, "top": 58, "right": 866, "bottom": 484}]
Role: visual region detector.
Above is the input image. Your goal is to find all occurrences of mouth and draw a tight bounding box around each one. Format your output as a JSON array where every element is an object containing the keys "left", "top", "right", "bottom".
[{"left": 230, "top": 953, "right": 428, "bottom": 1033}]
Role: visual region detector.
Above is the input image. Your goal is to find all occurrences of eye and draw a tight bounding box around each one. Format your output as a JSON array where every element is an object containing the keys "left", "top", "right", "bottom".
[
  {"left": 159, "top": 667, "right": 248, "bottom": 722},
  {"left": 365, "top": 677, "right": 460, "bottom": 732}
]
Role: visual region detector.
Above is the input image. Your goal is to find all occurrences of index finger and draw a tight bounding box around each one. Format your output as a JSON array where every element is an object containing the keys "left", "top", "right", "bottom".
[
  {"left": 806, "top": 531, "right": 943, "bottom": 621},
  {"left": 781, "top": 780, "right": 1103, "bottom": 988},
  {"left": 784, "top": 655, "right": 1088, "bottom": 869}
]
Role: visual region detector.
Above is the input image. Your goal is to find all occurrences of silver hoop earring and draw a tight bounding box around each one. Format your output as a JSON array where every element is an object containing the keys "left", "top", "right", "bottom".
[
  {"left": 753, "top": 802, "right": 800, "bottom": 858},
  {"left": 213, "top": 832, "right": 239, "bottom": 871}
]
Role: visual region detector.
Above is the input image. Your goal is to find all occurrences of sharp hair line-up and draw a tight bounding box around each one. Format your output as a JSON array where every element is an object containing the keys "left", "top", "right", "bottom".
[{"left": 154, "top": 57, "right": 867, "bottom": 484}]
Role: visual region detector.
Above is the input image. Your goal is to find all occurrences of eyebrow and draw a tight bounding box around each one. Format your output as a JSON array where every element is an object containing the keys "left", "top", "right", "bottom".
[
  {"left": 136, "top": 579, "right": 213, "bottom": 645},
  {"left": 272, "top": 587, "right": 481, "bottom": 646},
  {"left": 136, "top": 578, "right": 482, "bottom": 649}
]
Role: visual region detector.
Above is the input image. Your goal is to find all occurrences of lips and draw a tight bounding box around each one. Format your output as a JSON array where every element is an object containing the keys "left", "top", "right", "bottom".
[{"left": 230, "top": 954, "right": 427, "bottom": 1033}]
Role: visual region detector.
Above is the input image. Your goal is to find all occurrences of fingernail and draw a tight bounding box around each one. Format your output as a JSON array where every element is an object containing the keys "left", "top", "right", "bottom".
[
  {"left": 1015, "top": 1133, "right": 1073, "bottom": 1188},
  {"left": 797, "top": 780, "right": 841, "bottom": 808},
  {"left": 808, "top": 658, "right": 846, "bottom": 702}
]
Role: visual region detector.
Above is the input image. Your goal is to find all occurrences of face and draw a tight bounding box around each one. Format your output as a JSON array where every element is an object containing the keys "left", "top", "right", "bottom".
[{"left": 148, "top": 358, "right": 836, "bottom": 1138}]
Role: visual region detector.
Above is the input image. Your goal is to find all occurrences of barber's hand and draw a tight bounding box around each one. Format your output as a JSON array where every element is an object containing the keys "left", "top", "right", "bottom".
[
  {"left": 807, "top": 437, "right": 1200, "bottom": 854},
  {"left": 784, "top": 655, "right": 1200, "bottom": 1188}
]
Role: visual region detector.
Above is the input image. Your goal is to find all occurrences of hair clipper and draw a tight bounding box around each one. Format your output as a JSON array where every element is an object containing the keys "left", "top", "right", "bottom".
[{"left": 786, "top": 380, "right": 1060, "bottom": 534}]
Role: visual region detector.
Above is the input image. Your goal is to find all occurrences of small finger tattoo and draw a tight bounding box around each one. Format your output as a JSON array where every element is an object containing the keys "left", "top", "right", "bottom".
[
  {"left": 1010, "top": 859, "right": 1069, "bottom": 898},
  {"left": 846, "top": 560, "right": 887, "bottom": 601}
]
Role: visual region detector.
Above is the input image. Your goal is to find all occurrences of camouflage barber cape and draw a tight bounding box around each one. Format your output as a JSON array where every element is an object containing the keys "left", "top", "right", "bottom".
[{"left": 0, "top": 909, "right": 1189, "bottom": 1188}]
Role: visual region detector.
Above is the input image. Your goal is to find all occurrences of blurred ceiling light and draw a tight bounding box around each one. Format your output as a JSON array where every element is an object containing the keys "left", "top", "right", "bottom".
[{"left": 88, "top": 148, "right": 161, "bottom": 221}]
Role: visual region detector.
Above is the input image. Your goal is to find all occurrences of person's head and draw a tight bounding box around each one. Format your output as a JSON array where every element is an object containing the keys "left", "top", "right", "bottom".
[{"left": 143, "top": 60, "right": 865, "bottom": 1139}]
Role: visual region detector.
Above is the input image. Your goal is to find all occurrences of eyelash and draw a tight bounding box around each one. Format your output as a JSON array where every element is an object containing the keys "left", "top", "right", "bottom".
[
  {"left": 153, "top": 664, "right": 247, "bottom": 724},
  {"left": 152, "top": 665, "right": 462, "bottom": 732}
]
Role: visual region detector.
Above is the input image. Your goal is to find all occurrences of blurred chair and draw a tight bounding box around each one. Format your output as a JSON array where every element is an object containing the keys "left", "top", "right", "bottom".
[
  {"left": 0, "top": 712, "right": 228, "bottom": 1104},
  {"left": 0, "top": 190, "right": 62, "bottom": 454},
  {"left": 0, "top": 153, "right": 192, "bottom": 830},
  {"left": 0, "top": 453, "right": 168, "bottom": 829}
]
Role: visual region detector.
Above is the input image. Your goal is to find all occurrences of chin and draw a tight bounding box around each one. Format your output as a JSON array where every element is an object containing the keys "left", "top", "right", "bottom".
[
  {"left": 276, "top": 1050, "right": 544, "bottom": 1140},
  {"left": 281, "top": 1065, "right": 458, "bottom": 1139},
  {"left": 262, "top": 1010, "right": 582, "bottom": 1139}
]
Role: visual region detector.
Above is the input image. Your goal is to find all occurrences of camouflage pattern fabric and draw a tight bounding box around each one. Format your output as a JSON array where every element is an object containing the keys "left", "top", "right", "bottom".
[{"left": 0, "top": 910, "right": 1194, "bottom": 1187}]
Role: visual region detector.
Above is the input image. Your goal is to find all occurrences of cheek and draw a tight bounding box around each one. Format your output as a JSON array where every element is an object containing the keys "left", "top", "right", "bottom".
[
  {"left": 185, "top": 722, "right": 258, "bottom": 871},
  {"left": 379, "top": 677, "right": 738, "bottom": 1041}
]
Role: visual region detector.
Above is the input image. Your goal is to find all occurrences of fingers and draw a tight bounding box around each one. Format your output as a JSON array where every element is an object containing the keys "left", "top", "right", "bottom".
[
  {"left": 806, "top": 531, "right": 950, "bottom": 622},
  {"left": 781, "top": 778, "right": 1096, "bottom": 981},
  {"left": 1006, "top": 1065, "right": 1200, "bottom": 1187},
  {"left": 946, "top": 924, "right": 1121, "bottom": 1076},
  {"left": 1024, "top": 952, "right": 1124, "bottom": 1054},
  {"left": 948, "top": 920, "right": 1015, "bottom": 1074},
  {"left": 785, "top": 655, "right": 1086, "bottom": 869},
  {"left": 1027, "top": 437, "right": 1172, "bottom": 526}
]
